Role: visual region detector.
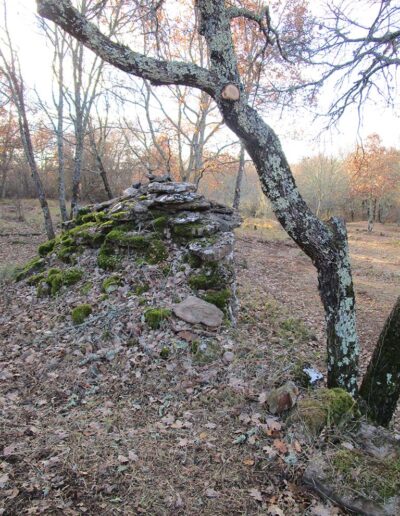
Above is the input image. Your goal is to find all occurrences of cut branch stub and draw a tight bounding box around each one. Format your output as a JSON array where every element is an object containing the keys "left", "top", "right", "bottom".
[{"left": 221, "top": 84, "right": 240, "bottom": 101}]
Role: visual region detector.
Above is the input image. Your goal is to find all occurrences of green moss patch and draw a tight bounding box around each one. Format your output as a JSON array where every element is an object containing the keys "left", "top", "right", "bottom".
[
  {"left": 102, "top": 275, "right": 123, "bottom": 293},
  {"left": 188, "top": 263, "right": 227, "bottom": 290},
  {"left": 331, "top": 449, "right": 400, "bottom": 502},
  {"left": 97, "top": 245, "right": 121, "bottom": 270},
  {"left": 15, "top": 257, "right": 46, "bottom": 282},
  {"left": 38, "top": 238, "right": 56, "bottom": 257},
  {"left": 144, "top": 308, "right": 171, "bottom": 329},
  {"left": 35, "top": 267, "right": 84, "bottom": 297},
  {"left": 71, "top": 304, "right": 93, "bottom": 325},
  {"left": 288, "top": 388, "right": 358, "bottom": 435},
  {"left": 202, "top": 289, "right": 231, "bottom": 312},
  {"left": 146, "top": 239, "right": 168, "bottom": 264}
]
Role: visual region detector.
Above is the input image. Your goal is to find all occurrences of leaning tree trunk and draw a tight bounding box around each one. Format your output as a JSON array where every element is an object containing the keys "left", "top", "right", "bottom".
[
  {"left": 233, "top": 142, "right": 245, "bottom": 210},
  {"left": 11, "top": 74, "right": 55, "bottom": 240},
  {"left": 36, "top": 0, "right": 360, "bottom": 396},
  {"left": 359, "top": 296, "right": 400, "bottom": 427}
]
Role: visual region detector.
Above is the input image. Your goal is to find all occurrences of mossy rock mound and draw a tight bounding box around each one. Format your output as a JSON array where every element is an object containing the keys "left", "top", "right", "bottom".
[
  {"left": 287, "top": 388, "right": 358, "bottom": 435},
  {"left": 16, "top": 177, "right": 241, "bottom": 328}
]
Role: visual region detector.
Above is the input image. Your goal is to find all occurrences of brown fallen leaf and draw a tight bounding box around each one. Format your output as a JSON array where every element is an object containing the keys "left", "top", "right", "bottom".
[
  {"left": 243, "top": 457, "right": 255, "bottom": 466},
  {"left": 273, "top": 439, "right": 288, "bottom": 454}
]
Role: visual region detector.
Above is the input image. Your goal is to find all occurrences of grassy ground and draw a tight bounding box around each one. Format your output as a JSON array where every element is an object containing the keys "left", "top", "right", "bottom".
[{"left": 1, "top": 200, "right": 399, "bottom": 514}]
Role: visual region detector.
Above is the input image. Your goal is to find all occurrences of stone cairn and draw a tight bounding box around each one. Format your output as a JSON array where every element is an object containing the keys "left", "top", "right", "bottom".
[{"left": 17, "top": 175, "right": 241, "bottom": 327}]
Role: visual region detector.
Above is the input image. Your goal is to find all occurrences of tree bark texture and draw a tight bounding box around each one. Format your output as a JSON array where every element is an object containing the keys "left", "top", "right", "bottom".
[
  {"left": 37, "top": 0, "right": 360, "bottom": 395},
  {"left": 359, "top": 296, "right": 400, "bottom": 427}
]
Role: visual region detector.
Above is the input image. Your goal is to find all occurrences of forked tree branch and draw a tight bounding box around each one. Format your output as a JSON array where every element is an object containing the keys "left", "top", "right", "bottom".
[{"left": 36, "top": 0, "right": 217, "bottom": 94}]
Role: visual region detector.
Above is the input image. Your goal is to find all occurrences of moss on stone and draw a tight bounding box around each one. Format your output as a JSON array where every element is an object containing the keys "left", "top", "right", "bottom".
[
  {"left": 38, "top": 238, "right": 56, "bottom": 257},
  {"left": 202, "top": 289, "right": 231, "bottom": 312},
  {"left": 152, "top": 216, "right": 169, "bottom": 233},
  {"left": 71, "top": 304, "right": 92, "bottom": 325},
  {"left": 144, "top": 307, "right": 171, "bottom": 329},
  {"left": 101, "top": 275, "right": 123, "bottom": 293},
  {"left": 331, "top": 449, "right": 400, "bottom": 502},
  {"left": 288, "top": 388, "right": 358, "bottom": 435},
  {"left": 36, "top": 267, "right": 83, "bottom": 297},
  {"left": 106, "top": 227, "right": 147, "bottom": 249},
  {"left": 15, "top": 257, "right": 46, "bottom": 282},
  {"left": 109, "top": 211, "right": 130, "bottom": 221},
  {"left": 97, "top": 245, "right": 120, "bottom": 270},
  {"left": 172, "top": 222, "right": 204, "bottom": 238},
  {"left": 81, "top": 211, "right": 106, "bottom": 224},
  {"left": 146, "top": 239, "right": 168, "bottom": 264},
  {"left": 27, "top": 272, "right": 47, "bottom": 286},
  {"left": 188, "top": 262, "right": 226, "bottom": 290},
  {"left": 57, "top": 245, "right": 78, "bottom": 264}
]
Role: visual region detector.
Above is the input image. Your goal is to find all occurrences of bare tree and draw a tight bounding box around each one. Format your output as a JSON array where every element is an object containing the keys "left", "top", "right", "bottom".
[
  {"left": 273, "top": 0, "right": 400, "bottom": 123},
  {"left": 37, "top": 0, "right": 400, "bottom": 425},
  {"left": 1, "top": 1, "right": 55, "bottom": 239}
]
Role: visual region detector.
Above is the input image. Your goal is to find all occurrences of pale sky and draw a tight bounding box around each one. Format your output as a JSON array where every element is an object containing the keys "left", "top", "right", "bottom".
[{"left": 4, "top": 0, "right": 400, "bottom": 163}]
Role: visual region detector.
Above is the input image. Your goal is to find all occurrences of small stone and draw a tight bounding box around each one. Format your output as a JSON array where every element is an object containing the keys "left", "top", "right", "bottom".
[
  {"left": 173, "top": 296, "right": 224, "bottom": 327},
  {"left": 266, "top": 381, "right": 299, "bottom": 414},
  {"left": 222, "top": 351, "right": 234, "bottom": 364}
]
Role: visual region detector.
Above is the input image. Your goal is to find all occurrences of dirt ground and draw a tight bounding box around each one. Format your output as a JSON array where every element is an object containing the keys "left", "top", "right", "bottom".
[{"left": 1, "top": 200, "right": 399, "bottom": 515}]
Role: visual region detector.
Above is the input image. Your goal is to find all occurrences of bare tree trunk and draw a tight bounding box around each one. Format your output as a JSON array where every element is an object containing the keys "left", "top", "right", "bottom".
[
  {"left": 70, "top": 128, "right": 83, "bottom": 218},
  {"left": 89, "top": 128, "right": 113, "bottom": 199},
  {"left": 233, "top": 142, "right": 245, "bottom": 210},
  {"left": 367, "top": 197, "right": 374, "bottom": 232},
  {"left": 18, "top": 99, "right": 55, "bottom": 239},
  {"left": 55, "top": 30, "right": 68, "bottom": 222},
  {"left": 359, "top": 296, "right": 400, "bottom": 426},
  {"left": 0, "top": 166, "right": 8, "bottom": 198}
]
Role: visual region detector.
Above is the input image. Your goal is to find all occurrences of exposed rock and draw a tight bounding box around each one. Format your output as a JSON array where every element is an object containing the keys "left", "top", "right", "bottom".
[
  {"left": 189, "top": 232, "right": 234, "bottom": 262},
  {"left": 356, "top": 423, "right": 400, "bottom": 461},
  {"left": 122, "top": 186, "right": 139, "bottom": 197},
  {"left": 147, "top": 182, "right": 196, "bottom": 194},
  {"left": 266, "top": 381, "right": 299, "bottom": 414},
  {"left": 304, "top": 428, "right": 400, "bottom": 516},
  {"left": 173, "top": 296, "right": 224, "bottom": 327}
]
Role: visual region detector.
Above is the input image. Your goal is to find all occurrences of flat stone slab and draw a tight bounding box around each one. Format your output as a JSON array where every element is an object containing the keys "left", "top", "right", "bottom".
[
  {"left": 147, "top": 182, "right": 196, "bottom": 194},
  {"left": 173, "top": 296, "right": 223, "bottom": 327}
]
